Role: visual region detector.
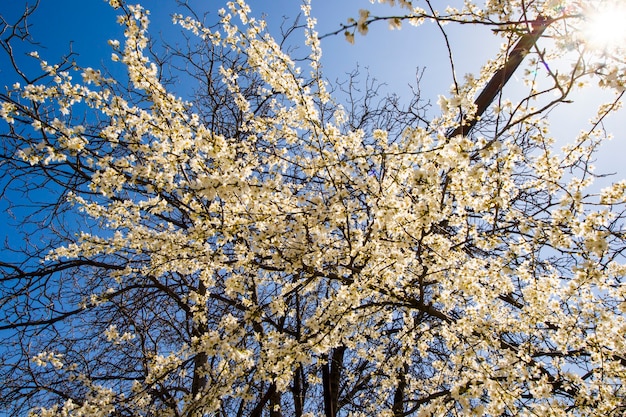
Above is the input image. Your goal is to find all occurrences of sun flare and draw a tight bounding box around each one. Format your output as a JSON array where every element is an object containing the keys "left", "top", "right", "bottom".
[{"left": 580, "top": 1, "right": 626, "bottom": 52}]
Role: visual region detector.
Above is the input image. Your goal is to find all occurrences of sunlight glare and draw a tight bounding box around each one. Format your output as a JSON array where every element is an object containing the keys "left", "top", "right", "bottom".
[{"left": 581, "top": 1, "right": 626, "bottom": 52}]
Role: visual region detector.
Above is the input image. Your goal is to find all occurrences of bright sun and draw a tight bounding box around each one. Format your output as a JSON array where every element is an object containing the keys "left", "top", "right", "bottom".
[{"left": 580, "top": 1, "right": 626, "bottom": 52}]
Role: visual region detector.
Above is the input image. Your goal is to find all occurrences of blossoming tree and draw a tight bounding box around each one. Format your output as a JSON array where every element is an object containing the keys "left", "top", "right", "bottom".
[{"left": 1, "top": 0, "right": 626, "bottom": 416}]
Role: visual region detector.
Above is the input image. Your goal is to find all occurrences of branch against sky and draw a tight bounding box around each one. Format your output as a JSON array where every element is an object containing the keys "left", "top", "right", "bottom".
[{"left": 1, "top": 0, "right": 626, "bottom": 416}]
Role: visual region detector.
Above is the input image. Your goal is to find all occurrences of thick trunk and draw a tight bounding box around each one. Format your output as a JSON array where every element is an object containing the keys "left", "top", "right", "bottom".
[
  {"left": 392, "top": 367, "right": 407, "bottom": 417},
  {"left": 269, "top": 388, "right": 283, "bottom": 417},
  {"left": 250, "top": 383, "right": 277, "bottom": 417},
  {"left": 292, "top": 365, "right": 304, "bottom": 417},
  {"left": 190, "top": 350, "right": 208, "bottom": 397},
  {"left": 191, "top": 280, "right": 208, "bottom": 397},
  {"left": 322, "top": 346, "right": 346, "bottom": 417}
]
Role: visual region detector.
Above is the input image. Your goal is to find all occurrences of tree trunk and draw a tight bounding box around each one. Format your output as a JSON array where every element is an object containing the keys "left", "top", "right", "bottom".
[
  {"left": 292, "top": 365, "right": 304, "bottom": 417},
  {"left": 191, "top": 280, "right": 208, "bottom": 397},
  {"left": 322, "top": 346, "right": 346, "bottom": 417},
  {"left": 250, "top": 383, "right": 277, "bottom": 417},
  {"left": 269, "top": 387, "right": 283, "bottom": 417},
  {"left": 392, "top": 366, "right": 408, "bottom": 417}
]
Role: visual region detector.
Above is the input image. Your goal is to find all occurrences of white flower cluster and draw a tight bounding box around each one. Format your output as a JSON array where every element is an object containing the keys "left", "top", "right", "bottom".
[{"left": 3, "top": 0, "right": 626, "bottom": 416}]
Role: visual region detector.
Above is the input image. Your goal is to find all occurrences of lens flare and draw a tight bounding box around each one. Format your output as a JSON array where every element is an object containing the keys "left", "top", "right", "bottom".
[{"left": 580, "top": 1, "right": 626, "bottom": 52}]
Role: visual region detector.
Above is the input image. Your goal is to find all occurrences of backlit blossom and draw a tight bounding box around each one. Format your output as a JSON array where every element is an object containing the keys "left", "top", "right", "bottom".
[{"left": 2, "top": 0, "right": 626, "bottom": 416}]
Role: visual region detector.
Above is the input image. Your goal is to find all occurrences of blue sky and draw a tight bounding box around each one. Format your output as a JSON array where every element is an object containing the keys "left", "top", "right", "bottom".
[
  {"left": 0, "top": 0, "right": 501, "bottom": 105},
  {"left": 0, "top": 3, "right": 624, "bottom": 415},
  {"left": 1, "top": 0, "right": 624, "bottom": 193},
  {"left": 2, "top": 0, "right": 621, "bottom": 120}
]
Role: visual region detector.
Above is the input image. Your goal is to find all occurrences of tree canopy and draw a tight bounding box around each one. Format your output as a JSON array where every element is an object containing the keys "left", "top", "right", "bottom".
[{"left": 1, "top": 0, "right": 626, "bottom": 416}]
